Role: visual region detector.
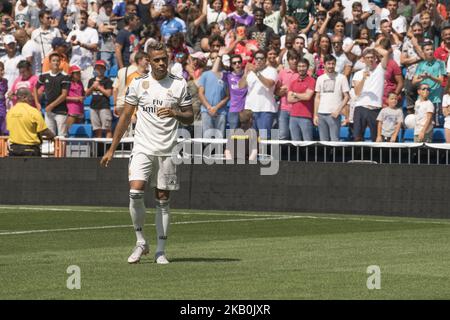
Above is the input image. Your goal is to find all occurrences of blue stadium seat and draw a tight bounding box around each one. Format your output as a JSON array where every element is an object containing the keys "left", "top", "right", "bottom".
[
  {"left": 339, "top": 126, "right": 350, "bottom": 141},
  {"left": 107, "top": 64, "right": 118, "bottom": 78},
  {"left": 402, "top": 128, "right": 415, "bottom": 142},
  {"left": 84, "top": 107, "right": 91, "bottom": 123},
  {"left": 363, "top": 127, "right": 372, "bottom": 141},
  {"left": 68, "top": 124, "right": 93, "bottom": 138},
  {"left": 84, "top": 95, "right": 92, "bottom": 106},
  {"left": 433, "top": 128, "right": 446, "bottom": 143}
]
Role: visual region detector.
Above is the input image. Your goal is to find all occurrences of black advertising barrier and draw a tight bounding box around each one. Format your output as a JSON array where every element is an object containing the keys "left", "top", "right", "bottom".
[{"left": 0, "top": 158, "right": 449, "bottom": 218}]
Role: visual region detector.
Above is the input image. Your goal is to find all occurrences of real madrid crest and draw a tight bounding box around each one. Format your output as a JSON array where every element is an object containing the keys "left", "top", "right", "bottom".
[{"left": 142, "top": 81, "right": 149, "bottom": 89}]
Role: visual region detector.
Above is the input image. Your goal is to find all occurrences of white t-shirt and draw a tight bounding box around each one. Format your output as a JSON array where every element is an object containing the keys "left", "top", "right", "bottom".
[
  {"left": 315, "top": 73, "right": 350, "bottom": 114},
  {"left": 112, "top": 64, "right": 138, "bottom": 108},
  {"left": 125, "top": 73, "right": 192, "bottom": 156},
  {"left": 30, "top": 27, "right": 61, "bottom": 58},
  {"left": 67, "top": 27, "right": 99, "bottom": 69},
  {"left": 379, "top": 9, "right": 408, "bottom": 34},
  {"left": 376, "top": 107, "right": 403, "bottom": 137},
  {"left": 244, "top": 67, "right": 278, "bottom": 113},
  {"left": 342, "top": 0, "right": 372, "bottom": 21},
  {"left": 0, "top": 53, "right": 25, "bottom": 89},
  {"left": 333, "top": 52, "right": 353, "bottom": 74},
  {"left": 21, "top": 39, "right": 42, "bottom": 75},
  {"left": 352, "top": 64, "right": 386, "bottom": 109},
  {"left": 264, "top": 10, "right": 282, "bottom": 34},
  {"left": 207, "top": 7, "right": 227, "bottom": 29},
  {"left": 414, "top": 99, "right": 434, "bottom": 135},
  {"left": 442, "top": 94, "right": 450, "bottom": 129}
]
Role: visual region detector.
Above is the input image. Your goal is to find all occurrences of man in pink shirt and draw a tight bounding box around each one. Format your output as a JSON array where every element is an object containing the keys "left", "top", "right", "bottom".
[
  {"left": 9, "top": 60, "right": 39, "bottom": 107},
  {"left": 287, "top": 58, "right": 315, "bottom": 141},
  {"left": 275, "top": 50, "right": 299, "bottom": 140}
]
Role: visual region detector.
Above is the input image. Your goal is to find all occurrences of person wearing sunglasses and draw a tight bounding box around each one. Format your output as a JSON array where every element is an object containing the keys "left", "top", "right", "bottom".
[
  {"left": 238, "top": 50, "right": 278, "bottom": 139},
  {"left": 222, "top": 51, "right": 247, "bottom": 129},
  {"left": 414, "top": 84, "right": 434, "bottom": 142}
]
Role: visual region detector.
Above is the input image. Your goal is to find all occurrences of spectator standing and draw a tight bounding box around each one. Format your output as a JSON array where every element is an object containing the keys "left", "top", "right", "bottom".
[
  {"left": 262, "top": 0, "right": 286, "bottom": 35},
  {"left": 97, "top": 0, "right": 117, "bottom": 69},
  {"left": 0, "top": 35, "right": 24, "bottom": 90},
  {"left": 228, "top": 0, "right": 254, "bottom": 27},
  {"left": 41, "top": 37, "right": 70, "bottom": 74},
  {"left": 376, "top": 92, "right": 403, "bottom": 142},
  {"left": 414, "top": 83, "right": 434, "bottom": 142},
  {"left": 239, "top": 50, "right": 278, "bottom": 139},
  {"left": 287, "top": 0, "right": 316, "bottom": 30},
  {"left": 67, "top": 10, "right": 99, "bottom": 88},
  {"left": 65, "top": 65, "right": 85, "bottom": 131},
  {"left": 14, "top": 28, "right": 42, "bottom": 76},
  {"left": 246, "top": 8, "right": 275, "bottom": 51},
  {"left": 401, "top": 22, "right": 425, "bottom": 110},
  {"left": 275, "top": 50, "right": 299, "bottom": 140},
  {"left": 352, "top": 46, "right": 389, "bottom": 141},
  {"left": 9, "top": 60, "right": 39, "bottom": 107},
  {"left": 223, "top": 53, "right": 247, "bottom": 129},
  {"left": 160, "top": 4, "right": 186, "bottom": 43},
  {"left": 85, "top": 60, "right": 113, "bottom": 138},
  {"left": 115, "top": 13, "right": 140, "bottom": 69},
  {"left": 314, "top": 54, "right": 350, "bottom": 141},
  {"left": 287, "top": 58, "right": 315, "bottom": 141},
  {"left": 31, "top": 9, "right": 62, "bottom": 59},
  {"left": 198, "top": 51, "right": 229, "bottom": 138},
  {"left": 413, "top": 40, "right": 445, "bottom": 127},
  {"left": 34, "top": 52, "right": 70, "bottom": 136}
]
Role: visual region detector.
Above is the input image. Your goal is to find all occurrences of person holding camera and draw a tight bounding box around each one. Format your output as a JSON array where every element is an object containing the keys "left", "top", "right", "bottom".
[{"left": 97, "top": 0, "right": 117, "bottom": 68}]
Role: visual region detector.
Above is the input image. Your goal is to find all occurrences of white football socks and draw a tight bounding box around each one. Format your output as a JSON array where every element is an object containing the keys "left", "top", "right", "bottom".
[
  {"left": 129, "top": 189, "right": 146, "bottom": 245},
  {"left": 155, "top": 199, "right": 170, "bottom": 253}
]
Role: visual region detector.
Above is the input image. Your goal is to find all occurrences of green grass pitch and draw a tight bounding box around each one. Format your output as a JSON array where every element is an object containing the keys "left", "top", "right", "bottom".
[{"left": 0, "top": 205, "right": 449, "bottom": 300}]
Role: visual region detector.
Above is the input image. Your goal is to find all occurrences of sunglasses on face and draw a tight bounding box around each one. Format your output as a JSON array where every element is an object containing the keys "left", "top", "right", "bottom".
[
  {"left": 255, "top": 56, "right": 265, "bottom": 61},
  {"left": 231, "top": 60, "right": 242, "bottom": 65},
  {"left": 421, "top": 87, "right": 431, "bottom": 91}
]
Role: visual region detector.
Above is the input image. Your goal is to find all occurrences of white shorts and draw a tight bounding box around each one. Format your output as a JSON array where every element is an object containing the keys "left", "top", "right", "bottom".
[
  {"left": 444, "top": 116, "right": 450, "bottom": 130},
  {"left": 128, "top": 152, "right": 179, "bottom": 190}
]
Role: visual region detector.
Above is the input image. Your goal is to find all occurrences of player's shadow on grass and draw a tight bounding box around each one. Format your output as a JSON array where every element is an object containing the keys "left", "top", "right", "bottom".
[{"left": 142, "top": 257, "right": 240, "bottom": 264}]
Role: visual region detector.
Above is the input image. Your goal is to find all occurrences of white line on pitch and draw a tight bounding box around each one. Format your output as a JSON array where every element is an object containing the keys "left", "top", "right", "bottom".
[
  {"left": 0, "top": 206, "right": 289, "bottom": 218},
  {"left": 0, "top": 216, "right": 302, "bottom": 236},
  {"left": 0, "top": 206, "right": 449, "bottom": 226}
]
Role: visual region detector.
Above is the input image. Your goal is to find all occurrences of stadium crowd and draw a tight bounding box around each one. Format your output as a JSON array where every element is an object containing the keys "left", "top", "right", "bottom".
[{"left": 1, "top": 0, "right": 450, "bottom": 150}]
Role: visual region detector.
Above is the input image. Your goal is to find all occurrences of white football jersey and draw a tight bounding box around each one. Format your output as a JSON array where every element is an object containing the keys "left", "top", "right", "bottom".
[{"left": 125, "top": 73, "right": 192, "bottom": 156}]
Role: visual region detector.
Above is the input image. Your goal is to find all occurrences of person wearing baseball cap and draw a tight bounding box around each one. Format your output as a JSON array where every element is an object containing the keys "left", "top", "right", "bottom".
[
  {"left": 85, "top": 59, "right": 113, "bottom": 138},
  {"left": 0, "top": 34, "right": 24, "bottom": 89},
  {"left": 66, "top": 65, "right": 85, "bottom": 132},
  {"left": 41, "top": 37, "right": 70, "bottom": 74}
]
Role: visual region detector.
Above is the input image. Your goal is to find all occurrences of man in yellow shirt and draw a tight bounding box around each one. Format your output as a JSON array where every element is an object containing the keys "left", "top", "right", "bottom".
[{"left": 6, "top": 88, "right": 55, "bottom": 157}]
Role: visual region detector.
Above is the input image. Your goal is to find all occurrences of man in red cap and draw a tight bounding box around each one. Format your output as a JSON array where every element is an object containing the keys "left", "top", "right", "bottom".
[{"left": 85, "top": 60, "right": 113, "bottom": 138}]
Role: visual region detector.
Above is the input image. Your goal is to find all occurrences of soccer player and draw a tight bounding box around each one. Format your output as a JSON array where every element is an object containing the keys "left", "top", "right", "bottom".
[{"left": 100, "top": 43, "right": 194, "bottom": 264}]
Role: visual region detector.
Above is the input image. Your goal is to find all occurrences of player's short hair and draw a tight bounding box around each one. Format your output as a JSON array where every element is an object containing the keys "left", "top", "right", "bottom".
[{"left": 239, "top": 110, "right": 253, "bottom": 125}]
